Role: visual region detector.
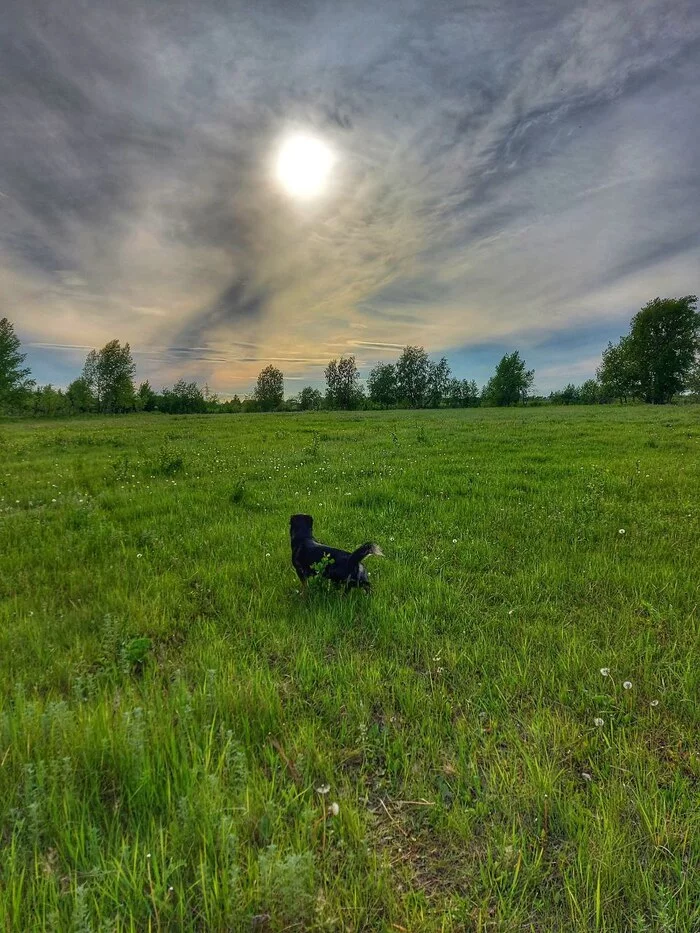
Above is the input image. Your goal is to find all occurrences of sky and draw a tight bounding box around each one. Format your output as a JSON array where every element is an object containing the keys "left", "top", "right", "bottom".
[{"left": 2, "top": 0, "right": 699, "bottom": 396}]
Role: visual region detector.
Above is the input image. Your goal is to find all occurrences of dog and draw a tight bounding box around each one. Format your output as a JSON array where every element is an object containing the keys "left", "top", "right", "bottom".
[{"left": 289, "top": 514, "right": 383, "bottom": 589}]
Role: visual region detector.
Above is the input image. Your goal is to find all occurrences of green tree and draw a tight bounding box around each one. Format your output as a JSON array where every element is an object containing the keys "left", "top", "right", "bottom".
[
  {"left": 447, "top": 378, "right": 479, "bottom": 407},
  {"left": 324, "top": 356, "right": 361, "bottom": 409},
  {"left": 483, "top": 351, "right": 534, "bottom": 406},
  {"left": 367, "top": 363, "right": 398, "bottom": 408},
  {"left": 596, "top": 336, "right": 639, "bottom": 403},
  {"left": 395, "top": 346, "right": 431, "bottom": 408},
  {"left": 82, "top": 340, "right": 136, "bottom": 413},
  {"left": 136, "top": 381, "right": 158, "bottom": 412},
  {"left": 579, "top": 379, "right": 600, "bottom": 405},
  {"left": 0, "top": 318, "right": 35, "bottom": 411},
  {"left": 426, "top": 357, "right": 451, "bottom": 408},
  {"left": 550, "top": 383, "right": 580, "bottom": 405},
  {"left": 31, "top": 384, "right": 68, "bottom": 416},
  {"left": 298, "top": 386, "right": 323, "bottom": 411},
  {"left": 160, "top": 379, "right": 206, "bottom": 414},
  {"left": 66, "top": 377, "right": 96, "bottom": 413},
  {"left": 686, "top": 360, "right": 700, "bottom": 400},
  {"left": 254, "top": 365, "right": 284, "bottom": 411},
  {"left": 627, "top": 296, "right": 699, "bottom": 404}
]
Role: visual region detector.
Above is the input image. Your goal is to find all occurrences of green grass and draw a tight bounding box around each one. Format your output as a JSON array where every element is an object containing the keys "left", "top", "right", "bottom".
[{"left": 1, "top": 406, "right": 699, "bottom": 931}]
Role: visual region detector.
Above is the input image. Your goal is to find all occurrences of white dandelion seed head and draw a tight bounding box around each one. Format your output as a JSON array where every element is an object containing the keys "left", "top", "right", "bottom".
[
  {"left": 600, "top": 668, "right": 610, "bottom": 677},
  {"left": 329, "top": 802, "right": 340, "bottom": 817},
  {"left": 452, "top": 538, "right": 458, "bottom": 544},
  {"left": 650, "top": 699, "right": 659, "bottom": 707},
  {"left": 582, "top": 772, "right": 593, "bottom": 782},
  {"left": 316, "top": 784, "right": 330, "bottom": 795},
  {"left": 623, "top": 681, "right": 632, "bottom": 690},
  {"left": 618, "top": 528, "right": 626, "bottom": 535},
  {"left": 594, "top": 717, "right": 605, "bottom": 727},
  {"left": 137, "top": 553, "right": 143, "bottom": 558}
]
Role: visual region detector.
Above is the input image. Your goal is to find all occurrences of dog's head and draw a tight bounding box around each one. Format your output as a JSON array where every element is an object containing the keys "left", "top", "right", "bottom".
[{"left": 290, "top": 513, "right": 313, "bottom": 541}]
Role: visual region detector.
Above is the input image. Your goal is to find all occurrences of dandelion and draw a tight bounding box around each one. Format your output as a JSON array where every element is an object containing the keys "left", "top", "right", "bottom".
[
  {"left": 623, "top": 681, "right": 632, "bottom": 690},
  {"left": 594, "top": 717, "right": 605, "bottom": 727},
  {"left": 389, "top": 536, "right": 395, "bottom": 541},
  {"left": 329, "top": 802, "right": 340, "bottom": 817},
  {"left": 265, "top": 553, "right": 271, "bottom": 558},
  {"left": 452, "top": 538, "right": 458, "bottom": 544},
  {"left": 581, "top": 772, "right": 593, "bottom": 782},
  {"left": 137, "top": 553, "right": 143, "bottom": 559},
  {"left": 146, "top": 853, "right": 151, "bottom": 859},
  {"left": 316, "top": 784, "right": 330, "bottom": 796},
  {"left": 618, "top": 528, "right": 626, "bottom": 535},
  {"left": 600, "top": 668, "right": 610, "bottom": 677},
  {"left": 51, "top": 498, "right": 57, "bottom": 503},
  {"left": 650, "top": 699, "right": 659, "bottom": 707}
]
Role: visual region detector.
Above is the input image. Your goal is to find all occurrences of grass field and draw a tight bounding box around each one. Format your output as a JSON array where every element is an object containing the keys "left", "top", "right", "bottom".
[{"left": 1, "top": 406, "right": 699, "bottom": 931}]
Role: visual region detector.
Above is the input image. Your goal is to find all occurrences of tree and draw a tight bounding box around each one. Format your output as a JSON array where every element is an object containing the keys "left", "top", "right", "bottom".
[
  {"left": 299, "top": 386, "right": 323, "bottom": 411},
  {"left": 31, "top": 384, "right": 68, "bottom": 416},
  {"left": 483, "top": 351, "right": 534, "bottom": 406},
  {"left": 579, "top": 379, "right": 600, "bottom": 405},
  {"left": 66, "top": 377, "right": 96, "bottom": 413},
  {"left": 627, "top": 296, "right": 699, "bottom": 404},
  {"left": 447, "top": 378, "right": 479, "bottom": 407},
  {"left": 160, "top": 379, "right": 207, "bottom": 414},
  {"left": 550, "top": 383, "right": 580, "bottom": 405},
  {"left": 136, "top": 381, "right": 158, "bottom": 412},
  {"left": 367, "top": 363, "right": 398, "bottom": 408},
  {"left": 325, "top": 356, "right": 361, "bottom": 409},
  {"left": 221, "top": 394, "right": 242, "bottom": 413},
  {"left": 395, "top": 346, "right": 430, "bottom": 407},
  {"left": 254, "top": 365, "right": 284, "bottom": 411},
  {"left": 686, "top": 360, "right": 700, "bottom": 400},
  {"left": 0, "top": 318, "right": 35, "bottom": 411},
  {"left": 596, "top": 335, "right": 639, "bottom": 403},
  {"left": 82, "top": 340, "right": 136, "bottom": 413},
  {"left": 426, "top": 357, "right": 451, "bottom": 408}
]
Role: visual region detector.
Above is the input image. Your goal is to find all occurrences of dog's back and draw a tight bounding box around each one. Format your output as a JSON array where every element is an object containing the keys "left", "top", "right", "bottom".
[{"left": 289, "top": 514, "right": 380, "bottom": 589}]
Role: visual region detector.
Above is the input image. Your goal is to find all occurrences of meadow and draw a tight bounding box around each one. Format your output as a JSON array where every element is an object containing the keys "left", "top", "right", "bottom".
[{"left": 0, "top": 405, "right": 699, "bottom": 931}]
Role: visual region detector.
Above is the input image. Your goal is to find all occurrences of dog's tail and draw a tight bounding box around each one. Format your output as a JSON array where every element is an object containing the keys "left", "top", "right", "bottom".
[{"left": 349, "top": 542, "right": 384, "bottom": 566}]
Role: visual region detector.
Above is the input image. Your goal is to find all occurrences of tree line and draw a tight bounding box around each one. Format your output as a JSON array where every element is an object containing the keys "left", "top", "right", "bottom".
[{"left": 1, "top": 296, "right": 698, "bottom": 416}]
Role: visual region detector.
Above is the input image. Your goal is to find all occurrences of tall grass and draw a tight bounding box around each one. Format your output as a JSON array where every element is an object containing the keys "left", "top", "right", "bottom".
[{"left": 1, "top": 406, "right": 699, "bottom": 930}]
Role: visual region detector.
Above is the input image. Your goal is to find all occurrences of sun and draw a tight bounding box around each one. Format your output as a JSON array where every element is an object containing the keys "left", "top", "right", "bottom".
[{"left": 275, "top": 133, "right": 335, "bottom": 199}]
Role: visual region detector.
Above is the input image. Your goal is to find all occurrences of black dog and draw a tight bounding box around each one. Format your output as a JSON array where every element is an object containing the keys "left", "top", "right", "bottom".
[{"left": 290, "top": 514, "right": 383, "bottom": 589}]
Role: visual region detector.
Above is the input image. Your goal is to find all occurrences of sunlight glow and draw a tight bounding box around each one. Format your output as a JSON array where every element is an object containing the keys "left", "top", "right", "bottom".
[{"left": 275, "top": 133, "right": 334, "bottom": 199}]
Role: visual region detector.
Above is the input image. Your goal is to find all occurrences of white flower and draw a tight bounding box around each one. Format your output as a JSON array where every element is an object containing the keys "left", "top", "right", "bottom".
[
  {"left": 594, "top": 717, "right": 605, "bottom": 727},
  {"left": 452, "top": 538, "right": 458, "bottom": 544},
  {"left": 618, "top": 528, "right": 626, "bottom": 535},
  {"left": 650, "top": 699, "right": 659, "bottom": 707},
  {"left": 623, "top": 681, "right": 632, "bottom": 690},
  {"left": 137, "top": 553, "right": 143, "bottom": 559},
  {"left": 389, "top": 536, "right": 395, "bottom": 541},
  {"left": 51, "top": 498, "right": 57, "bottom": 503},
  {"left": 265, "top": 553, "right": 271, "bottom": 558},
  {"left": 146, "top": 853, "right": 151, "bottom": 859},
  {"left": 329, "top": 802, "right": 340, "bottom": 817},
  {"left": 600, "top": 668, "right": 610, "bottom": 677},
  {"left": 316, "top": 784, "right": 330, "bottom": 795}
]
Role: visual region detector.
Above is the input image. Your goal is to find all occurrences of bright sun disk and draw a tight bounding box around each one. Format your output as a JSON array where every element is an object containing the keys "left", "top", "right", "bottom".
[{"left": 275, "top": 133, "right": 334, "bottom": 199}]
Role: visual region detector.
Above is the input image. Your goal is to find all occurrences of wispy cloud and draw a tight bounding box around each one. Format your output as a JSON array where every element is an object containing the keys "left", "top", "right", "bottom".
[{"left": 2, "top": 0, "right": 699, "bottom": 393}]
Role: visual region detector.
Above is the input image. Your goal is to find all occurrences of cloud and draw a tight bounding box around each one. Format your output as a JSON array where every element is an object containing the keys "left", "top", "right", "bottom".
[{"left": 2, "top": 0, "right": 699, "bottom": 393}]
